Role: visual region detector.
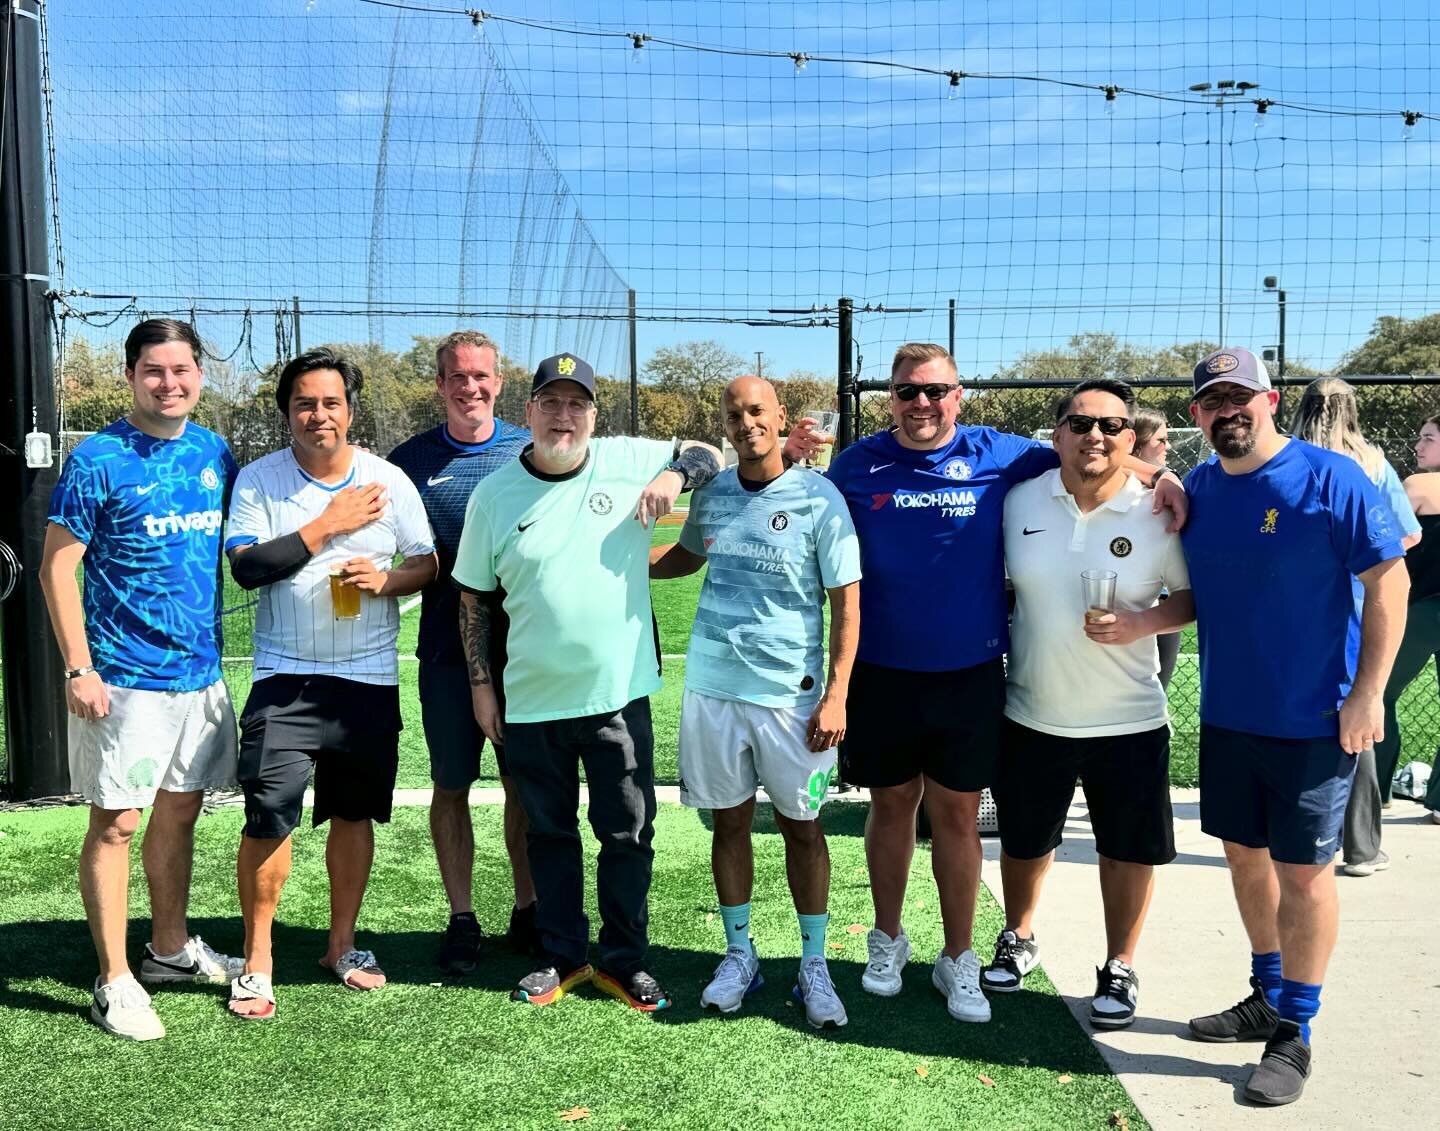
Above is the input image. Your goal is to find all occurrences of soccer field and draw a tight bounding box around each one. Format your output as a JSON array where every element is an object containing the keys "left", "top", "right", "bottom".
[{"left": 212, "top": 523, "right": 1440, "bottom": 792}]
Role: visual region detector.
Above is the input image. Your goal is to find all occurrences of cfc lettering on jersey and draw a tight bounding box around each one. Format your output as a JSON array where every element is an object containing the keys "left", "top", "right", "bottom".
[
  {"left": 1260, "top": 508, "right": 1278, "bottom": 534},
  {"left": 871, "top": 487, "right": 980, "bottom": 518},
  {"left": 143, "top": 509, "right": 225, "bottom": 537}
]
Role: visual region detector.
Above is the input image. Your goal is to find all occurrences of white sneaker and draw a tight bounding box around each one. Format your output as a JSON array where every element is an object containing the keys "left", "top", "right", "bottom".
[
  {"left": 700, "top": 947, "right": 763, "bottom": 1013},
  {"left": 91, "top": 974, "right": 166, "bottom": 1041},
  {"left": 793, "top": 955, "right": 848, "bottom": 1029},
  {"left": 140, "top": 934, "right": 245, "bottom": 984},
  {"left": 932, "top": 949, "right": 991, "bottom": 1023},
  {"left": 861, "top": 927, "right": 910, "bottom": 996}
]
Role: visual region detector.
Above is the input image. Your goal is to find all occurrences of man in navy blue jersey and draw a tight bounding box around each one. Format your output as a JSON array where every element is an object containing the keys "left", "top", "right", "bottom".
[{"left": 389, "top": 330, "right": 534, "bottom": 973}]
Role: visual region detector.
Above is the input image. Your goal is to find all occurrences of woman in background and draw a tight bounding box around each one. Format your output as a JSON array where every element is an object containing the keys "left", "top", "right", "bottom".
[
  {"left": 1290, "top": 380, "right": 1423, "bottom": 876},
  {"left": 1133, "top": 407, "right": 1180, "bottom": 691}
]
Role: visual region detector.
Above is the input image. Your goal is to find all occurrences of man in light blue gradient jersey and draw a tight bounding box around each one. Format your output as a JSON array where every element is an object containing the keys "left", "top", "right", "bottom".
[{"left": 651, "top": 376, "right": 860, "bottom": 1029}]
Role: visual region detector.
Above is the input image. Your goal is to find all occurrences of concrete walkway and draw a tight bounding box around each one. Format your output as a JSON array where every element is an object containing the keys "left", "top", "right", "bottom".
[
  {"left": 977, "top": 789, "right": 1437, "bottom": 1129},
  {"left": 212, "top": 784, "right": 1434, "bottom": 1125}
]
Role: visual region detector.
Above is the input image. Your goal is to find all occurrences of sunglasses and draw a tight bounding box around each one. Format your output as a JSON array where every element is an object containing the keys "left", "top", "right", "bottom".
[
  {"left": 891, "top": 383, "right": 959, "bottom": 402},
  {"left": 1060, "top": 414, "right": 1131, "bottom": 436},
  {"left": 1194, "top": 387, "right": 1264, "bottom": 412}
]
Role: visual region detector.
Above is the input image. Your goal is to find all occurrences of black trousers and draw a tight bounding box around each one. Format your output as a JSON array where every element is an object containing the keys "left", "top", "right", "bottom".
[{"left": 504, "top": 697, "right": 656, "bottom": 977}]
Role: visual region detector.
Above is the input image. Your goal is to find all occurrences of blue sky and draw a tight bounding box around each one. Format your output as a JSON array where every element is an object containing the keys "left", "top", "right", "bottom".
[{"left": 44, "top": 0, "right": 1440, "bottom": 385}]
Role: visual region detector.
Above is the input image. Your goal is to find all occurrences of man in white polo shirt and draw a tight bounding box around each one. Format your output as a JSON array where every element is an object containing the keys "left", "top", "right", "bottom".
[{"left": 984, "top": 377, "right": 1193, "bottom": 1030}]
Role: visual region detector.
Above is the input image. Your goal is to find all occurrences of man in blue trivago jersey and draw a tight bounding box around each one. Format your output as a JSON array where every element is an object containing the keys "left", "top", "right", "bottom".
[
  {"left": 650, "top": 376, "right": 861, "bottom": 1028},
  {"left": 815, "top": 342, "right": 1185, "bottom": 1025},
  {"left": 452, "top": 352, "right": 721, "bottom": 1013},
  {"left": 40, "top": 319, "right": 243, "bottom": 1041},
  {"left": 389, "top": 330, "right": 535, "bottom": 975},
  {"left": 1180, "top": 348, "right": 1407, "bottom": 1106},
  {"left": 988, "top": 377, "right": 1193, "bottom": 1030},
  {"left": 223, "top": 347, "right": 437, "bottom": 1020}
]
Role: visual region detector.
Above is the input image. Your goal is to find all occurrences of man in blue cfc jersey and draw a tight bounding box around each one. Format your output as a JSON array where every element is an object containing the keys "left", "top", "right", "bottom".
[
  {"left": 390, "top": 330, "right": 536, "bottom": 974},
  {"left": 1180, "top": 347, "right": 1407, "bottom": 1106},
  {"left": 817, "top": 342, "right": 1184, "bottom": 1025},
  {"left": 40, "top": 319, "right": 243, "bottom": 1042},
  {"left": 651, "top": 376, "right": 861, "bottom": 1029}
]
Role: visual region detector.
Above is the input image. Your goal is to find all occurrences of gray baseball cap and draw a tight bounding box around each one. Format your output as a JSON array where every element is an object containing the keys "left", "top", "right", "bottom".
[{"left": 1192, "top": 347, "right": 1272, "bottom": 397}]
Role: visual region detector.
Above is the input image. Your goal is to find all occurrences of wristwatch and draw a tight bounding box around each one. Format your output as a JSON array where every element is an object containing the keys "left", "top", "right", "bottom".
[{"left": 64, "top": 666, "right": 96, "bottom": 680}]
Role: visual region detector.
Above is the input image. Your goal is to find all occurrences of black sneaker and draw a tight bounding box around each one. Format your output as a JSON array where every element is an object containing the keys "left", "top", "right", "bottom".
[
  {"left": 511, "top": 959, "right": 593, "bottom": 1006},
  {"left": 506, "top": 902, "right": 542, "bottom": 956},
  {"left": 1243, "top": 1020, "right": 1311, "bottom": 1106},
  {"left": 1089, "top": 958, "right": 1139, "bottom": 1029},
  {"left": 1188, "top": 976, "right": 1280, "bottom": 1042},
  {"left": 436, "top": 913, "right": 483, "bottom": 976},
  {"left": 981, "top": 929, "right": 1040, "bottom": 993},
  {"left": 593, "top": 968, "right": 672, "bottom": 1012}
]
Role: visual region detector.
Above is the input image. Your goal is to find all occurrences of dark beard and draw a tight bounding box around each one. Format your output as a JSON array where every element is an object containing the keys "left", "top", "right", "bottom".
[{"left": 1211, "top": 418, "right": 1256, "bottom": 459}]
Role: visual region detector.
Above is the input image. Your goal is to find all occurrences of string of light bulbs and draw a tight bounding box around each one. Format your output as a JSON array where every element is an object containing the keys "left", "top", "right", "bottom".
[{"left": 344, "top": 0, "right": 1428, "bottom": 135}]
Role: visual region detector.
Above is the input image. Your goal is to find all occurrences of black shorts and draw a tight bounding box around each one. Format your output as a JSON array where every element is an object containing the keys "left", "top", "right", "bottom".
[
  {"left": 418, "top": 661, "right": 508, "bottom": 789},
  {"left": 992, "top": 718, "right": 1175, "bottom": 865},
  {"left": 839, "top": 658, "right": 1005, "bottom": 792},
  {"left": 237, "top": 675, "right": 401, "bottom": 839}
]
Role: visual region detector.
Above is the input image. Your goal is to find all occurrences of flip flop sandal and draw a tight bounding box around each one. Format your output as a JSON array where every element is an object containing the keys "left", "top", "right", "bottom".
[
  {"left": 228, "top": 972, "right": 276, "bottom": 1021},
  {"left": 324, "top": 948, "right": 386, "bottom": 991}
]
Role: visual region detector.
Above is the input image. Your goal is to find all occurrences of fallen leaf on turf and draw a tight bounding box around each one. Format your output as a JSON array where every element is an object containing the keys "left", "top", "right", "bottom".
[
  {"left": 705, "top": 912, "right": 714, "bottom": 922},
  {"left": 915, "top": 1066, "right": 929, "bottom": 1078},
  {"left": 845, "top": 923, "right": 867, "bottom": 934},
  {"left": 1057, "top": 1075, "right": 1073, "bottom": 1085},
  {"left": 977, "top": 1074, "right": 995, "bottom": 1088},
  {"left": 1108, "top": 1113, "right": 1129, "bottom": 1130},
  {"left": 828, "top": 942, "right": 844, "bottom": 950},
  {"left": 558, "top": 1108, "right": 590, "bottom": 1123}
]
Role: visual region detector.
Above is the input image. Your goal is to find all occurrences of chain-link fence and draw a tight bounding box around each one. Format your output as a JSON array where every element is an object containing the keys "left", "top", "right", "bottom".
[{"left": 854, "top": 378, "right": 1440, "bottom": 785}]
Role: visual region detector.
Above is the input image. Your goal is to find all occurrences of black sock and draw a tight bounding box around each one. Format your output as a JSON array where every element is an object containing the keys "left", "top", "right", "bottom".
[{"left": 450, "top": 911, "right": 478, "bottom": 926}]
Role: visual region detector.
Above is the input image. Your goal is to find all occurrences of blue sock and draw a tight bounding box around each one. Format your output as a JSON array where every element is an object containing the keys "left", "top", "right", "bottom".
[
  {"left": 798, "top": 912, "right": 829, "bottom": 961},
  {"left": 1251, "top": 951, "right": 1283, "bottom": 1010},
  {"left": 719, "top": 903, "right": 754, "bottom": 957},
  {"left": 1277, "top": 978, "right": 1322, "bottom": 1044}
]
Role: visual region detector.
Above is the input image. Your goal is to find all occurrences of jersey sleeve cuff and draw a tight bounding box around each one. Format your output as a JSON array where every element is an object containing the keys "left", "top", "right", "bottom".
[
  {"left": 47, "top": 516, "right": 91, "bottom": 544},
  {"left": 450, "top": 575, "right": 496, "bottom": 596}
]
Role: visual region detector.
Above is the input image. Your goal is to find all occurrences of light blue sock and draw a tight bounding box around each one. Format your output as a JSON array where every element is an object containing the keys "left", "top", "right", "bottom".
[
  {"left": 1278, "top": 978, "right": 1322, "bottom": 1045},
  {"left": 719, "top": 903, "right": 754, "bottom": 956},
  {"left": 1251, "top": 951, "right": 1283, "bottom": 1010},
  {"left": 798, "top": 912, "right": 829, "bottom": 961}
]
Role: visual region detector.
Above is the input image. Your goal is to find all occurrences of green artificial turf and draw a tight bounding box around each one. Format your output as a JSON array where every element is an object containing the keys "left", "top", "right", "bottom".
[{"left": 0, "top": 803, "right": 1146, "bottom": 1131}]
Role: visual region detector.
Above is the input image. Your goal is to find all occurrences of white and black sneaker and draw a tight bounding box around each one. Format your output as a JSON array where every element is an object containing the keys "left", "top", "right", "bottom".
[
  {"left": 140, "top": 935, "right": 245, "bottom": 985},
  {"left": 981, "top": 929, "right": 1040, "bottom": 993},
  {"left": 1090, "top": 958, "right": 1140, "bottom": 1029},
  {"left": 91, "top": 974, "right": 166, "bottom": 1041}
]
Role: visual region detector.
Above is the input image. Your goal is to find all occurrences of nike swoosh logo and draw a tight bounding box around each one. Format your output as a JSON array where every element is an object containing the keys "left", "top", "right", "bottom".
[
  {"left": 136, "top": 484, "right": 157, "bottom": 495},
  {"left": 427, "top": 474, "right": 455, "bottom": 486},
  {"left": 1022, "top": 527, "right": 1045, "bottom": 536},
  {"left": 870, "top": 462, "right": 895, "bottom": 474},
  {"left": 733, "top": 922, "right": 748, "bottom": 932},
  {"left": 518, "top": 520, "right": 536, "bottom": 532},
  {"left": 1314, "top": 836, "right": 1335, "bottom": 847}
]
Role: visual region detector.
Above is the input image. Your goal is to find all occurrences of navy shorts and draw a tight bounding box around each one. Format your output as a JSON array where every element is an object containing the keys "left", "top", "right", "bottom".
[
  {"left": 993, "top": 719, "right": 1176, "bottom": 865},
  {"left": 839, "top": 658, "right": 1005, "bottom": 792},
  {"left": 1198, "top": 723, "right": 1357, "bottom": 865},
  {"left": 418, "top": 661, "right": 508, "bottom": 789}
]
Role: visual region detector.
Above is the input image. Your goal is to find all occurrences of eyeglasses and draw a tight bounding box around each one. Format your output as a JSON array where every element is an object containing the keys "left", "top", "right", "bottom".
[
  {"left": 1060, "top": 414, "right": 1131, "bottom": 436},
  {"left": 1194, "top": 387, "right": 1264, "bottom": 412},
  {"left": 891, "top": 382, "right": 959, "bottom": 402},
  {"left": 532, "top": 394, "right": 593, "bottom": 416}
]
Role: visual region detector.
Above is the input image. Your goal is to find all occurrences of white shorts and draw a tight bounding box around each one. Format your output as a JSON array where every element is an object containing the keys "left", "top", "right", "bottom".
[
  {"left": 68, "top": 680, "right": 238, "bottom": 810},
  {"left": 677, "top": 689, "right": 836, "bottom": 821}
]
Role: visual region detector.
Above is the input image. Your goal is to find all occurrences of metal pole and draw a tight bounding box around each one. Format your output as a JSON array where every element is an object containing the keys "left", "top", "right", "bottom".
[
  {"left": 948, "top": 298, "right": 956, "bottom": 358},
  {"left": 627, "top": 289, "right": 638, "bottom": 437},
  {"left": 291, "top": 295, "right": 301, "bottom": 355},
  {"left": 1277, "top": 289, "right": 1286, "bottom": 380},
  {"left": 1, "top": 0, "right": 69, "bottom": 798},
  {"left": 755, "top": 351, "right": 763, "bottom": 380},
  {"left": 1217, "top": 98, "right": 1225, "bottom": 345},
  {"left": 837, "top": 297, "right": 854, "bottom": 449}
]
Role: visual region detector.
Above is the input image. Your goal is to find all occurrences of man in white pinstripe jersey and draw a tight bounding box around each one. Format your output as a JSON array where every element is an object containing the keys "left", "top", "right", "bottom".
[{"left": 223, "top": 347, "right": 437, "bottom": 1019}]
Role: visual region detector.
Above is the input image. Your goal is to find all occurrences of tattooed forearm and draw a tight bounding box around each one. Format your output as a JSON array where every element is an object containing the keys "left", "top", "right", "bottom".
[{"left": 459, "top": 592, "right": 493, "bottom": 687}]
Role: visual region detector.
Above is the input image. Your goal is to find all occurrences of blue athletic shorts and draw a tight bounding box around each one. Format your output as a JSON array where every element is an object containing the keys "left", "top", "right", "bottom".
[
  {"left": 418, "top": 661, "right": 507, "bottom": 789},
  {"left": 1198, "top": 723, "right": 1356, "bottom": 865}
]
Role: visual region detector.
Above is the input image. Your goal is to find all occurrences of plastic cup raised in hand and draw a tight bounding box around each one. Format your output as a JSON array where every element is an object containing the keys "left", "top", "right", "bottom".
[
  {"left": 1081, "top": 569, "right": 1117, "bottom": 625},
  {"left": 804, "top": 409, "right": 839, "bottom": 468},
  {"left": 330, "top": 568, "right": 361, "bottom": 620}
]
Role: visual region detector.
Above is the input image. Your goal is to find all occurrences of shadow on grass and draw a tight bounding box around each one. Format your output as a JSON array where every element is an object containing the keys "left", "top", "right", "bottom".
[{"left": 696, "top": 800, "right": 869, "bottom": 839}]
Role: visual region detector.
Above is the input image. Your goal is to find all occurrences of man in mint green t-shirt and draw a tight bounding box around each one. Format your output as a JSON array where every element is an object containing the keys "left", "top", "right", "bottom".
[{"left": 452, "top": 353, "right": 720, "bottom": 1013}]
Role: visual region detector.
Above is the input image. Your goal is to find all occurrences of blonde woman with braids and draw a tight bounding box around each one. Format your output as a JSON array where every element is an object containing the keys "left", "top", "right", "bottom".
[
  {"left": 1291, "top": 379, "right": 1422, "bottom": 876},
  {"left": 1132, "top": 408, "right": 1181, "bottom": 690}
]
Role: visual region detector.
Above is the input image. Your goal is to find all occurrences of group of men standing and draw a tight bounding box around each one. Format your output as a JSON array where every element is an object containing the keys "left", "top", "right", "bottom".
[{"left": 40, "top": 319, "right": 1404, "bottom": 1108}]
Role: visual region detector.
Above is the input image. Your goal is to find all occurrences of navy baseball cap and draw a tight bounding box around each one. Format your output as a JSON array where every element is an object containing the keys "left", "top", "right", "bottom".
[
  {"left": 1193, "top": 347, "right": 1272, "bottom": 397},
  {"left": 531, "top": 353, "right": 596, "bottom": 400}
]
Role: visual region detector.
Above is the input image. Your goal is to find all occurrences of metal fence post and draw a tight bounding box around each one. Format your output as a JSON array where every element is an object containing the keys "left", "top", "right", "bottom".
[{"left": 837, "top": 296, "right": 854, "bottom": 449}]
